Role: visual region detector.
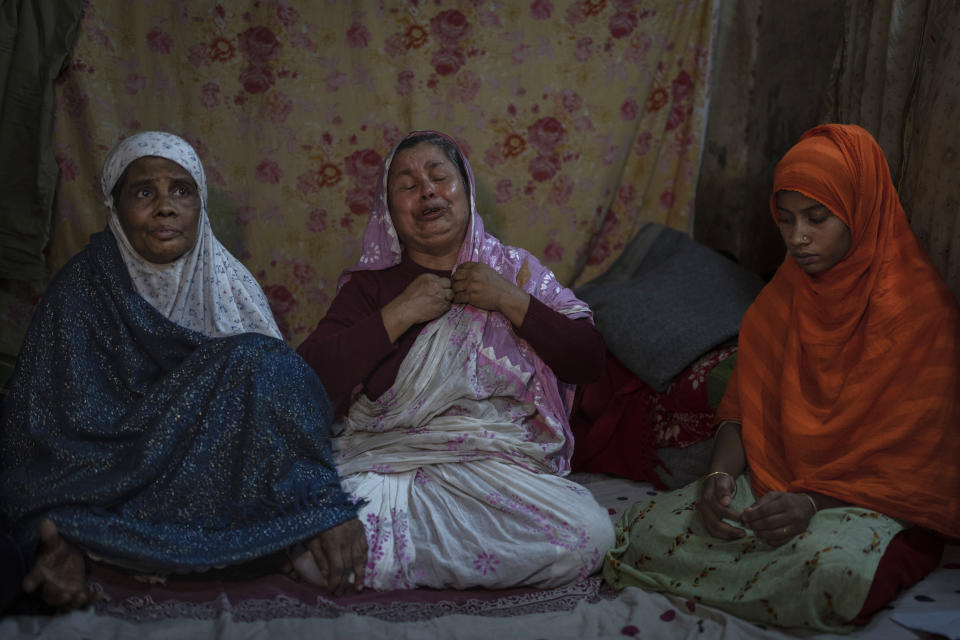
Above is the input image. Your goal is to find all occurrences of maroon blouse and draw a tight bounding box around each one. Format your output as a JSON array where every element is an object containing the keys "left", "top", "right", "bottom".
[{"left": 297, "top": 252, "right": 604, "bottom": 411}]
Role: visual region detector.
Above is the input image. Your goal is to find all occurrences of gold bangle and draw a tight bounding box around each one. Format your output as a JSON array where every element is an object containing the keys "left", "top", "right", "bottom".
[
  {"left": 703, "top": 471, "right": 737, "bottom": 497},
  {"left": 804, "top": 493, "right": 818, "bottom": 515}
]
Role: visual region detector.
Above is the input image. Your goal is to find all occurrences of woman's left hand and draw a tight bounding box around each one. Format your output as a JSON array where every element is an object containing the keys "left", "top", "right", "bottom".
[
  {"left": 740, "top": 491, "right": 816, "bottom": 547},
  {"left": 452, "top": 262, "right": 530, "bottom": 326}
]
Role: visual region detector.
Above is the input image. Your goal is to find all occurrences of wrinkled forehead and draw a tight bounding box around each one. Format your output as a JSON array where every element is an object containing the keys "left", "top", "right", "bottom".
[
  {"left": 388, "top": 141, "right": 455, "bottom": 182},
  {"left": 101, "top": 131, "right": 206, "bottom": 202},
  {"left": 121, "top": 156, "right": 196, "bottom": 187}
]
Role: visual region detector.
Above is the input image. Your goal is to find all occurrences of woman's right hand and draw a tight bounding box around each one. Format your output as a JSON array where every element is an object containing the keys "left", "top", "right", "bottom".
[
  {"left": 699, "top": 472, "right": 746, "bottom": 539},
  {"left": 381, "top": 273, "right": 453, "bottom": 342}
]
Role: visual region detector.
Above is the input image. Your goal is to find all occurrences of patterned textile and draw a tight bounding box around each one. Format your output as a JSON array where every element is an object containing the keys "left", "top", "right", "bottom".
[
  {"left": 42, "top": 0, "right": 718, "bottom": 346},
  {"left": 337, "top": 302, "right": 585, "bottom": 478},
  {"left": 571, "top": 345, "right": 736, "bottom": 487},
  {"left": 102, "top": 131, "right": 281, "bottom": 339},
  {"left": 716, "top": 124, "right": 960, "bottom": 536},
  {"left": 86, "top": 563, "right": 611, "bottom": 624},
  {"left": 604, "top": 474, "right": 904, "bottom": 632},
  {"left": 341, "top": 461, "right": 613, "bottom": 590},
  {"left": 345, "top": 130, "right": 591, "bottom": 439},
  {"left": 2, "top": 473, "right": 957, "bottom": 639},
  {"left": 0, "top": 227, "right": 357, "bottom": 570},
  {"left": 333, "top": 131, "right": 613, "bottom": 590}
]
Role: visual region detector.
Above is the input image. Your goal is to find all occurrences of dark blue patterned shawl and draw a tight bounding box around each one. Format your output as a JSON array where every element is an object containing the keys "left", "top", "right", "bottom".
[{"left": 0, "top": 229, "right": 356, "bottom": 571}]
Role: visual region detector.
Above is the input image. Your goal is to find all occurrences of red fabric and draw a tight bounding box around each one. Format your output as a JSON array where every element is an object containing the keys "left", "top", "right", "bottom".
[
  {"left": 571, "top": 347, "right": 734, "bottom": 487},
  {"left": 571, "top": 351, "right": 663, "bottom": 486},
  {"left": 717, "top": 124, "right": 960, "bottom": 536},
  {"left": 853, "top": 528, "right": 944, "bottom": 625}
]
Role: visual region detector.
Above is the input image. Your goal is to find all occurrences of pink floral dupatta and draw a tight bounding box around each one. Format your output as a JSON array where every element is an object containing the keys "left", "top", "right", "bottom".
[{"left": 336, "top": 131, "right": 592, "bottom": 475}]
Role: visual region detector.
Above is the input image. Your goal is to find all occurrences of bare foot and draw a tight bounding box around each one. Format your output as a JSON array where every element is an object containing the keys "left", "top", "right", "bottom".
[
  {"left": 285, "top": 519, "right": 368, "bottom": 596},
  {"left": 280, "top": 557, "right": 298, "bottom": 581},
  {"left": 289, "top": 545, "right": 328, "bottom": 587},
  {"left": 22, "top": 519, "right": 96, "bottom": 611}
]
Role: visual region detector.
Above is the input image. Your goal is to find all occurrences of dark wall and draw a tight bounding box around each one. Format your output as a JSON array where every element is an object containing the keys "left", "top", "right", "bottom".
[{"left": 694, "top": 0, "right": 845, "bottom": 276}]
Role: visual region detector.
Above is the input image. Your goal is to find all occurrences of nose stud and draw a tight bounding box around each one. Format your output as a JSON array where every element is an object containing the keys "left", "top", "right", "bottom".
[{"left": 802, "top": 235, "right": 809, "bottom": 242}]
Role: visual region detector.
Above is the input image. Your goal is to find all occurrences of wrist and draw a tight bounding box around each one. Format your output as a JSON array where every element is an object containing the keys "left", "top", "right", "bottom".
[
  {"left": 702, "top": 470, "right": 737, "bottom": 501},
  {"left": 381, "top": 301, "right": 411, "bottom": 342},
  {"left": 703, "top": 470, "right": 737, "bottom": 489},
  {"left": 707, "top": 466, "right": 738, "bottom": 477},
  {"left": 502, "top": 289, "right": 530, "bottom": 326},
  {"left": 514, "top": 289, "right": 531, "bottom": 315},
  {"left": 704, "top": 470, "right": 734, "bottom": 481}
]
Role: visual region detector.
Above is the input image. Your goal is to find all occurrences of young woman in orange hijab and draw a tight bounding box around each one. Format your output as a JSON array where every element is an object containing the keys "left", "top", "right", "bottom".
[{"left": 604, "top": 124, "right": 959, "bottom": 632}]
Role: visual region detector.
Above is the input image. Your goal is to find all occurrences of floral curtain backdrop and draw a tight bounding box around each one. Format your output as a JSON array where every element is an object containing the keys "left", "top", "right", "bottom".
[{"left": 47, "top": 0, "right": 717, "bottom": 344}]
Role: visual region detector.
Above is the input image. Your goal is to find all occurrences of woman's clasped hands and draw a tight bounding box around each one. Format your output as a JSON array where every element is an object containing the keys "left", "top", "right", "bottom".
[
  {"left": 393, "top": 273, "right": 455, "bottom": 324},
  {"left": 452, "top": 262, "right": 530, "bottom": 326},
  {"left": 382, "top": 262, "right": 531, "bottom": 342},
  {"left": 380, "top": 273, "right": 453, "bottom": 341},
  {"left": 699, "top": 473, "right": 817, "bottom": 547},
  {"left": 451, "top": 262, "right": 515, "bottom": 309}
]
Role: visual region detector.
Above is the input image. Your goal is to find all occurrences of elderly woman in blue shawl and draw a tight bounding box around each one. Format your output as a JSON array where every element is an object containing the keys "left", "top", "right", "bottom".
[{"left": 0, "top": 132, "right": 365, "bottom": 610}]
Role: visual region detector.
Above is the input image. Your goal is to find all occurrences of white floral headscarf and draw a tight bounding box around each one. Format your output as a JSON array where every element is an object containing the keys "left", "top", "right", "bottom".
[{"left": 101, "top": 131, "right": 281, "bottom": 339}]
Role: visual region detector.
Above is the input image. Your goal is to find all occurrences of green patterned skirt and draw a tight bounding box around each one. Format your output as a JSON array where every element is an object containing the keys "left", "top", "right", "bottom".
[{"left": 603, "top": 474, "right": 904, "bottom": 633}]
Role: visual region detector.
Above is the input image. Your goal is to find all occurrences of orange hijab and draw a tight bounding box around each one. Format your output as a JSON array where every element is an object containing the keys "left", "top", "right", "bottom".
[{"left": 716, "top": 124, "right": 960, "bottom": 536}]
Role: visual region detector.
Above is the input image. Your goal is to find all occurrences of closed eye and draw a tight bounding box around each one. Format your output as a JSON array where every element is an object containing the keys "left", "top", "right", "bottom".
[{"left": 804, "top": 205, "right": 830, "bottom": 224}]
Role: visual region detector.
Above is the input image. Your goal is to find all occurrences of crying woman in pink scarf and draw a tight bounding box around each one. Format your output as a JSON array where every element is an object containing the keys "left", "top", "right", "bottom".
[{"left": 298, "top": 131, "right": 613, "bottom": 590}]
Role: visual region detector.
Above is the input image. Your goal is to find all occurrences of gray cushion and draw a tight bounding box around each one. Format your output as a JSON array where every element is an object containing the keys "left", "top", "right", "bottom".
[{"left": 577, "top": 225, "right": 763, "bottom": 391}]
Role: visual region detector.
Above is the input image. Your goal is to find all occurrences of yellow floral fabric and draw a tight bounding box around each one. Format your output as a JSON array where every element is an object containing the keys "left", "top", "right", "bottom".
[
  {"left": 604, "top": 474, "right": 904, "bottom": 633},
  {"left": 50, "top": 0, "right": 716, "bottom": 344}
]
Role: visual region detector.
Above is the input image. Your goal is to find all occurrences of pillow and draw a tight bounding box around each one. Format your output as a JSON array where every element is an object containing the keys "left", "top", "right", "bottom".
[{"left": 577, "top": 225, "right": 763, "bottom": 391}]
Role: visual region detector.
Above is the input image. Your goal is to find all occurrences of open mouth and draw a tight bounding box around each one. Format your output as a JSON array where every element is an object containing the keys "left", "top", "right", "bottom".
[{"left": 420, "top": 206, "right": 447, "bottom": 219}]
